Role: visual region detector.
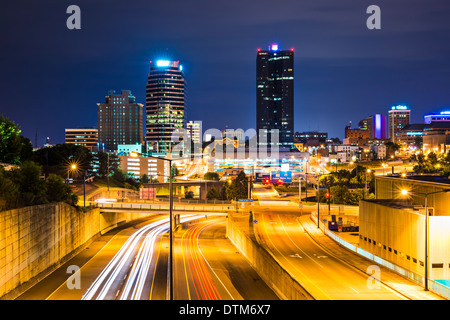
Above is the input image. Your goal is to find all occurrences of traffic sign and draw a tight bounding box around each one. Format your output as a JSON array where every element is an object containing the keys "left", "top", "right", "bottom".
[{"left": 239, "top": 199, "right": 253, "bottom": 202}]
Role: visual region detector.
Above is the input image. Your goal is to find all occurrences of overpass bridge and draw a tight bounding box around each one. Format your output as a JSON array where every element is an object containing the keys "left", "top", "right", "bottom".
[
  {"left": 142, "top": 181, "right": 225, "bottom": 200},
  {"left": 93, "top": 201, "right": 232, "bottom": 216}
]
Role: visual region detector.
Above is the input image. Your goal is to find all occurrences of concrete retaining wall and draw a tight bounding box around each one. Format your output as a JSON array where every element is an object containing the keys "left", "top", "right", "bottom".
[
  {"left": 0, "top": 202, "right": 157, "bottom": 299},
  {"left": 226, "top": 213, "right": 314, "bottom": 300}
]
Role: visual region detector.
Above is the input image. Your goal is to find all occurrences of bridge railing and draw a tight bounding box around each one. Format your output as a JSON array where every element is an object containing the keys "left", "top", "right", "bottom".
[
  {"left": 93, "top": 201, "right": 233, "bottom": 213},
  {"left": 311, "top": 211, "right": 450, "bottom": 300}
]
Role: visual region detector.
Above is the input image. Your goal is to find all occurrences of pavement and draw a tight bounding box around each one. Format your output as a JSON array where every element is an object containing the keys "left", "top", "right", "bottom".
[{"left": 298, "top": 214, "right": 444, "bottom": 300}]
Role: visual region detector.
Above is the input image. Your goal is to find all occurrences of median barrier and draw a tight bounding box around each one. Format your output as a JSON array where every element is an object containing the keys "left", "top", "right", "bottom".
[{"left": 226, "top": 212, "right": 314, "bottom": 300}]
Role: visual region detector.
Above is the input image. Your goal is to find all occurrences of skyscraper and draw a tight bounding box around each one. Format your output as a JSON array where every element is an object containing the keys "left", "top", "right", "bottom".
[
  {"left": 388, "top": 105, "right": 411, "bottom": 143},
  {"left": 97, "top": 90, "right": 143, "bottom": 151},
  {"left": 256, "top": 44, "right": 294, "bottom": 149},
  {"left": 146, "top": 60, "right": 185, "bottom": 154},
  {"left": 186, "top": 120, "right": 202, "bottom": 144}
]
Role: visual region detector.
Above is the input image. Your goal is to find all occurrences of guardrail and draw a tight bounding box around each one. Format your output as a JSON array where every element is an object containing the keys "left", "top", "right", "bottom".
[{"left": 311, "top": 211, "right": 449, "bottom": 300}]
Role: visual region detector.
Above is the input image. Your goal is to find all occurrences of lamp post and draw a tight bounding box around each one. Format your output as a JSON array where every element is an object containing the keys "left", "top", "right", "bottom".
[
  {"left": 131, "top": 151, "right": 173, "bottom": 299},
  {"left": 68, "top": 164, "right": 77, "bottom": 180},
  {"left": 299, "top": 177, "right": 302, "bottom": 206},
  {"left": 400, "top": 188, "right": 450, "bottom": 291},
  {"left": 365, "top": 169, "right": 371, "bottom": 199},
  {"left": 316, "top": 168, "right": 322, "bottom": 229},
  {"left": 107, "top": 153, "right": 110, "bottom": 192}
]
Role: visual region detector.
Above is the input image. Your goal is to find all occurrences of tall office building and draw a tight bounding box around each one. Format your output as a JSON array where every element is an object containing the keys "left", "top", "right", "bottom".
[
  {"left": 366, "top": 114, "right": 387, "bottom": 139},
  {"left": 146, "top": 60, "right": 185, "bottom": 154},
  {"left": 256, "top": 44, "right": 294, "bottom": 149},
  {"left": 388, "top": 105, "right": 411, "bottom": 143},
  {"left": 186, "top": 120, "right": 202, "bottom": 144},
  {"left": 65, "top": 127, "right": 98, "bottom": 151},
  {"left": 98, "top": 90, "right": 144, "bottom": 151}
]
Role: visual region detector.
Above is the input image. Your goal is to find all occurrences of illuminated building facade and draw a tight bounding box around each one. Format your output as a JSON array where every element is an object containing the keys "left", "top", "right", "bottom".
[
  {"left": 209, "top": 151, "right": 309, "bottom": 176},
  {"left": 146, "top": 60, "right": 185, "bottom": 154},
  {"left": 424, "top": 111, "right": 450, "bottom": 124},
  {"left": 256, "top": 44, "right": 294, "bottom": 149},
  {"left": 97, "top": 90, "right": 143, "bottom": 151},
  {"left": 388, "top": 105, "right": 411, "bottom": 143},
  {"left": 187, "top": 120, "right": 202, "bottom": 144},
  {"left": 367, "top": 114, "right": 387, "bottom": 139},
  {"left": 65, "top": 127, "right": 98, "bottom": 151}
]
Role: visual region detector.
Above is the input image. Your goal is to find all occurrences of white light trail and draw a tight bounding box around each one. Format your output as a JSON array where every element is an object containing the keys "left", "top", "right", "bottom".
[{"left": 82, "top": 214, "right": 201, "bottom": 300}]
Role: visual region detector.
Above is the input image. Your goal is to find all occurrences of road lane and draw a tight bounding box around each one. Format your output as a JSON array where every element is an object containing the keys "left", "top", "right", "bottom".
[
  {"left": 252, "top": 185, "right": 407, "bottom": 300},
  {"left": 175, "top": 217, "right": 278, "bottom": 300}
]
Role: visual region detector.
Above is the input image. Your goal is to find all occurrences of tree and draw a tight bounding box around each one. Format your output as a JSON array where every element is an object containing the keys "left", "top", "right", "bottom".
[
  {"left": 94, "top": 152, "right": 119, "bottom": 178},
  {"left": 227, "top": 171, "right": 248, "bottom": 200},
  {"left": 32, "top": 143, "right": 93, "bottom": 177},
  {"left": 141, "top": 174, "right": 150, "bottom": 184},
  {"left": 0, "top": 115, "right": 33, "bottom": 164},
  {"left": 385, "top": 141, "right": 400, "bottom": 158},
  {"left": 219, "top": 182, "right": 229, "bottom": 200},
  {"left": 206, "top": 186, "right": 220, "bottom": 200},
  {"left": 204, "top": 172, "right": 219, "bottom": 181},
  {"left": 172, "top": 165, "right": 180, "bottom": 177},
  {"left": 112, "top": 169, "right": 126, "bottom": 184},
  {"left": 9, "top": 161, "right": 47, "bottom": 206},
  {"left": 46, "top": 173, "right": 78, "bottom": 205},
  {"left": 0, "top": 167, "right": 19, "bottom": 210}
]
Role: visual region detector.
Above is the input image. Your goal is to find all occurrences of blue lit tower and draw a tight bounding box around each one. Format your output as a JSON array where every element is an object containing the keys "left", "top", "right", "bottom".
[
  {"left": 146, "top": 60, "right": 185, "bottom": 153},
  {"left": 256, "top": 44, "right": 294, "bottom": 149}
]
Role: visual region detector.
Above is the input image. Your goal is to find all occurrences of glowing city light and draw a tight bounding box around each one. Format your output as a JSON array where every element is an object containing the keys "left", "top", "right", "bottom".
[{"left": 156, "top": 60, "right": 170, "bottom": 67}]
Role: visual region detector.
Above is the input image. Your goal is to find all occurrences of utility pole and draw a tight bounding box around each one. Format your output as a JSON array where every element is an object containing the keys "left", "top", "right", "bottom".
[{"left": 107, "top": 153, "right": 110, "bottom": 192}]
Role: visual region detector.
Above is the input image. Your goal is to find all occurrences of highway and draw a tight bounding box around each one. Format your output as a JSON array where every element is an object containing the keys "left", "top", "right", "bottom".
[
  {"left": 40, "top": 215, "right": 200, "bottom": 300},
  {"left": 174, "top": 217, "right": 278, "bottom": 300},
  {"left": 253, "top": 184, "right": 408, "bottom": 300},
  {"left": 17, "top": 211, "right": 277, "bottom": 300}
]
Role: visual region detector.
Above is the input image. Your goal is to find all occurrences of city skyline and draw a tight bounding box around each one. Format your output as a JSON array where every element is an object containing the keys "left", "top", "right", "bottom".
[
  {"left": 2, "top": 1, "right": 450, "bottom": 146},
  {"left": 1, "top": 1, "right": 450, "bottom": 306}
]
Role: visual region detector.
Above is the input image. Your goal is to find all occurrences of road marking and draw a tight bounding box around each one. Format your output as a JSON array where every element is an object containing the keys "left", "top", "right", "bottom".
[
  {"left": 350, "top": 287, "right": 359, "bottom": 293},
  {"left": 289, "top": 253, "right": 303, "bottom": 259},
  {"left": 257, "top": 212, "right": 331, "bottom": 300},
  {"left": 149, "top": 237, "right": 163, "bottom": 300},
  {"left": 278, "top": 215, "right": 324, "bottom": 268},
  {"left": 197, "top": 220, "right": 235, "bottom": 300}
]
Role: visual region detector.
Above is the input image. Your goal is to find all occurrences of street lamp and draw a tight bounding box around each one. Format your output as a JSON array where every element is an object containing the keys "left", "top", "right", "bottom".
[
  {"left": 365, "top": 169, "right": 371, "bottom": 199},
  {"left": 400, "top": 188, "right": 450, "bottom": 291},
  {"left": 67, "top": 163, "right": 77, "bottom": 180},
  {"left": 298, "top": 177, "right": 303, "bottom": 210},
  {"left": 316, "top": 170, "right": 322, "bottom": 228},
  {"left": 132, "top": 151, "right": 174, "bottom": 299}
]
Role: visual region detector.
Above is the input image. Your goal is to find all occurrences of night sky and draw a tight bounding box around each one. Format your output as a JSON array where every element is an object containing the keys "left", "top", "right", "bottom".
[{"left": 1, "top": 0, "right": 450, "bottom": 146}]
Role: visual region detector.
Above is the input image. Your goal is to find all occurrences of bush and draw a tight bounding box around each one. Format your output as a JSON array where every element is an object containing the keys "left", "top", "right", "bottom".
[{"left": 185, "top": 190, "right": 194, "bottom": 199}]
